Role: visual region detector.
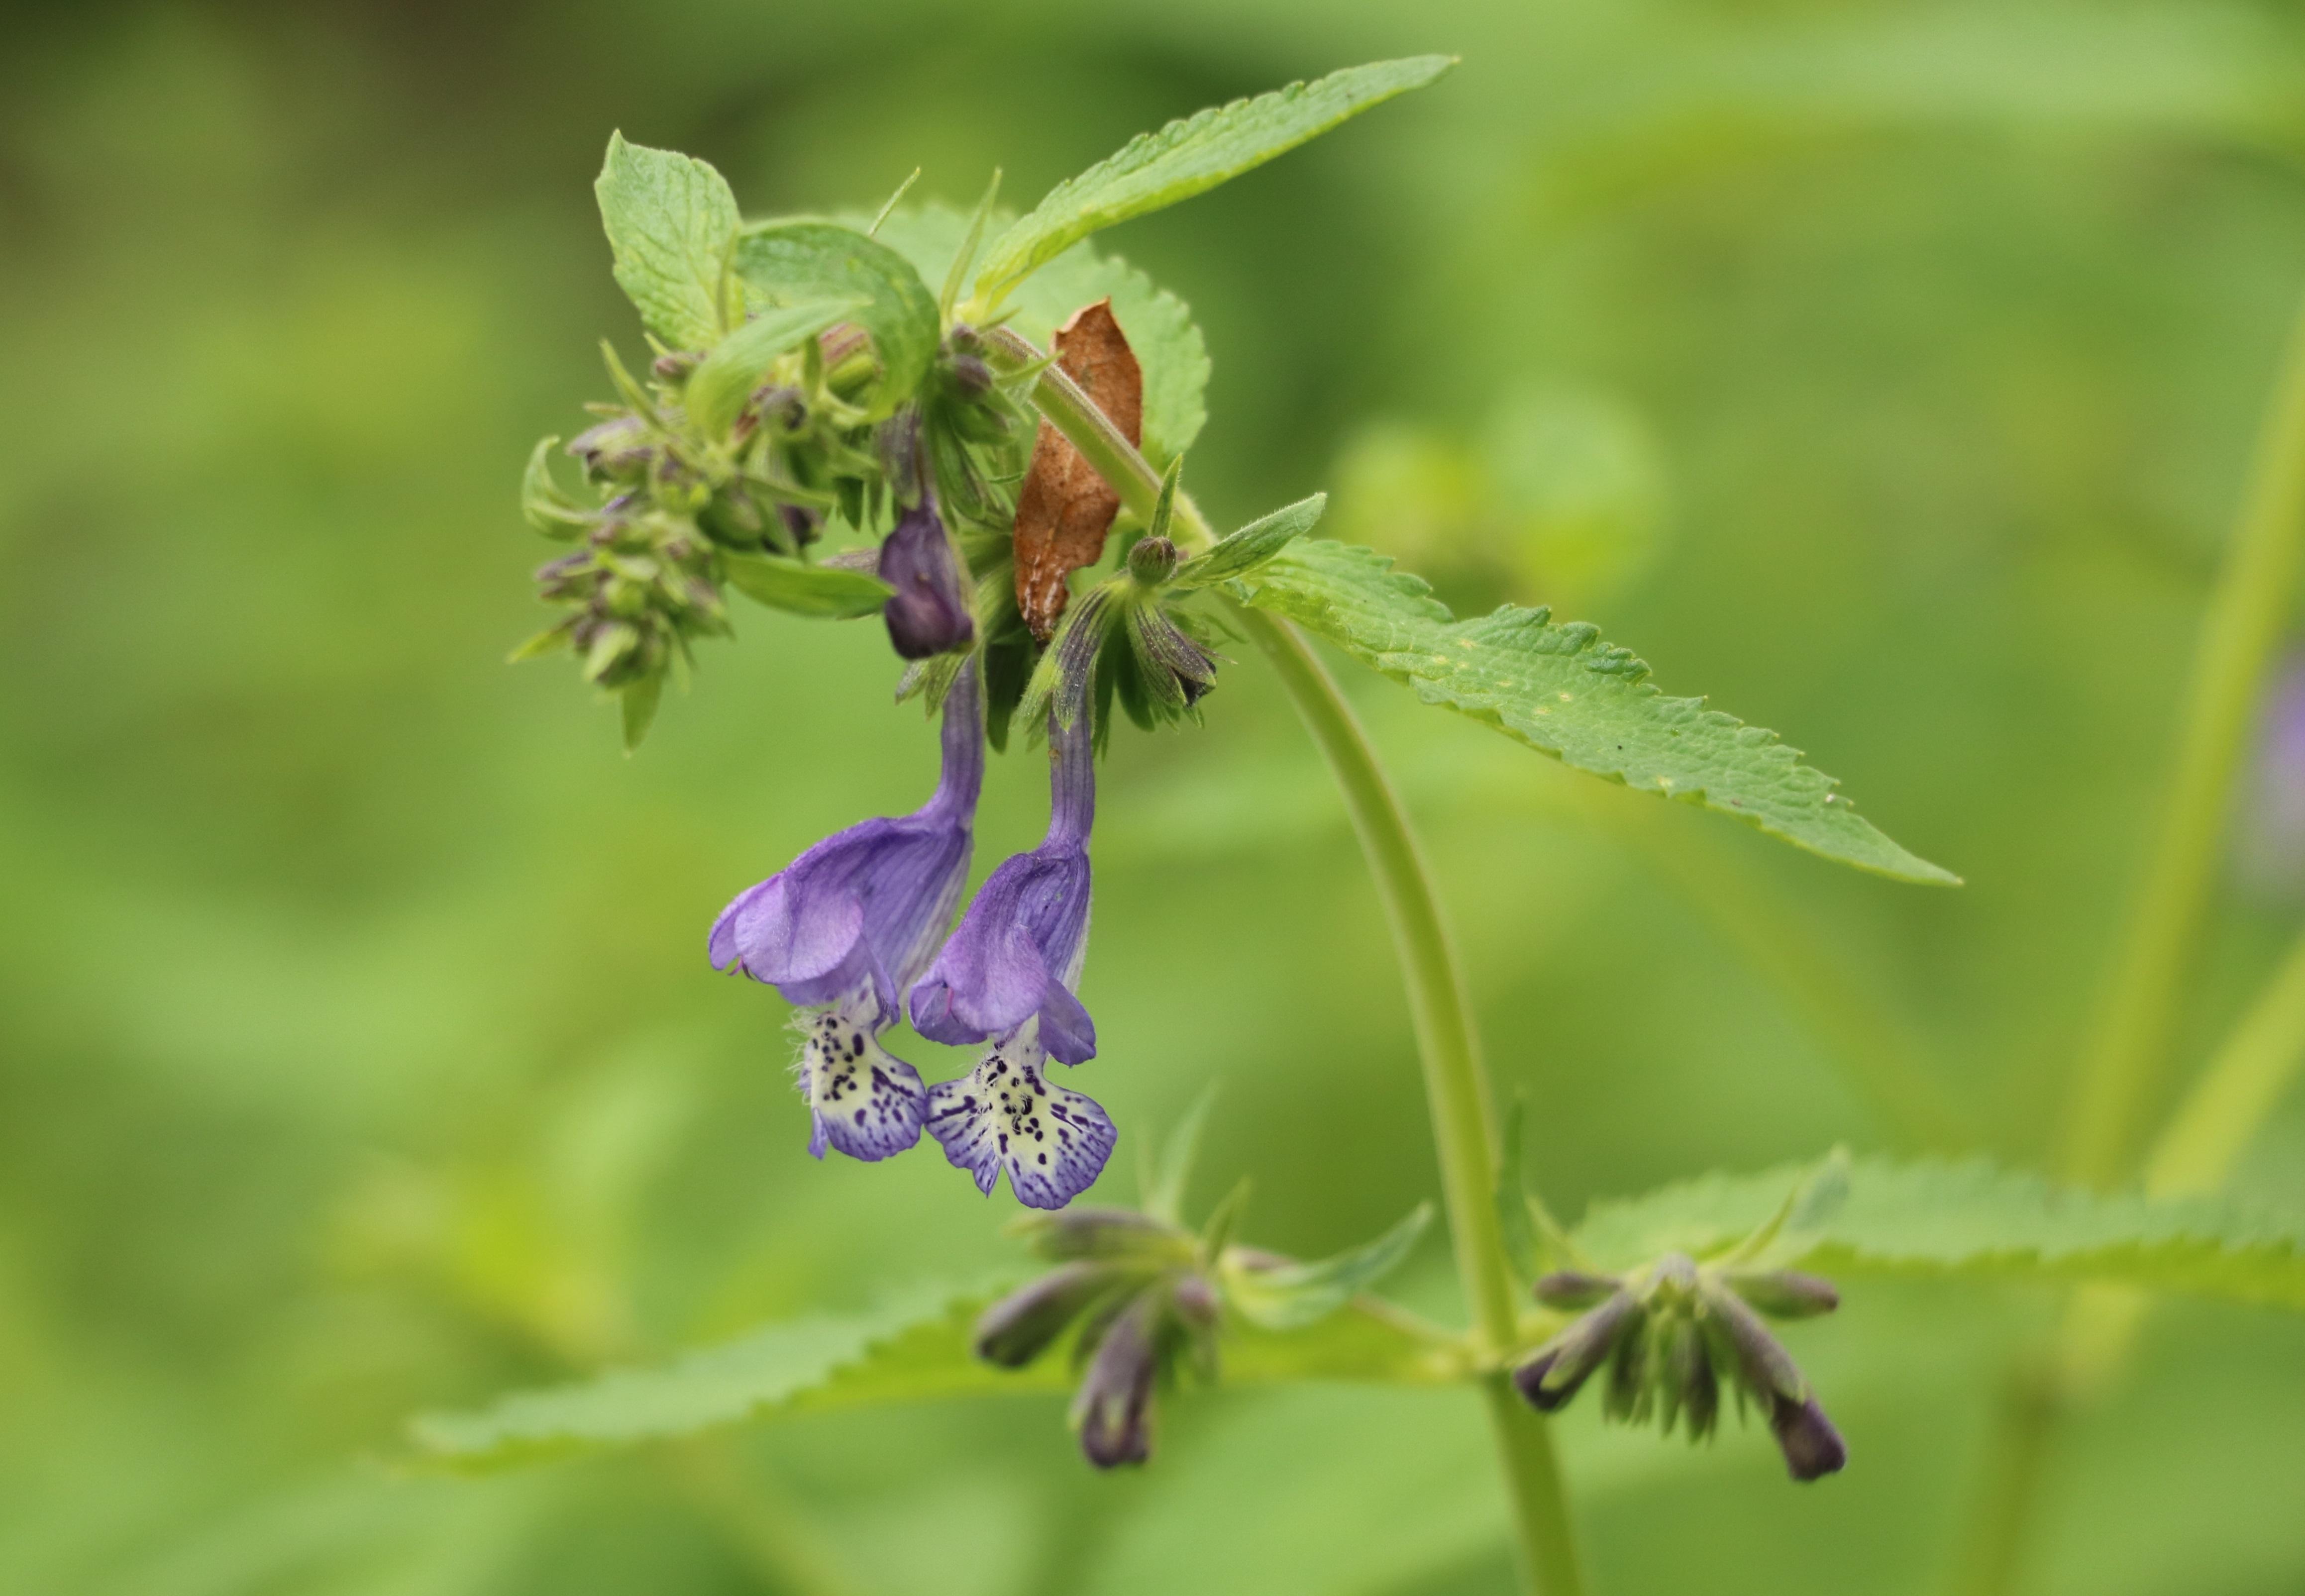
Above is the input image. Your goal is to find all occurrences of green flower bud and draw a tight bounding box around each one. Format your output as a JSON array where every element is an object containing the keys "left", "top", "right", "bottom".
[{"left": 1127, "top": 535, "right": 1179, "bottom": 587}]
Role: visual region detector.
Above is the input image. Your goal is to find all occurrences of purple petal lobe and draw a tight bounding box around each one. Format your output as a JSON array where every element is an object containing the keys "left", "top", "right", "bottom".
[
  {"left": 1770, "top": 1394, "right": 1848, "bottom": 1482},
  {"left": 879, "top": 498, "right": 974, "bottom": 660},
  {"left": 924, "top": 1030, "right": 1116, "bottom": 1208}
]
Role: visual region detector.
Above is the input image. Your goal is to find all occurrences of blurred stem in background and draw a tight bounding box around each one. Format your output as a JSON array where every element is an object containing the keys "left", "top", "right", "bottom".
[
  {"left": 1953, "top": 287, "right": 2305, "bottom": 1596},
  {"left": 1016, "top": 346, "right": 1587, "bottom": 1596}
]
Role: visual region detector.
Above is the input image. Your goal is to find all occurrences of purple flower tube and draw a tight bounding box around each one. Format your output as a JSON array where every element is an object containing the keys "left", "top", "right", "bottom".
[{"left": 708, "top": 663, "right": 983, "bottom": 1161}]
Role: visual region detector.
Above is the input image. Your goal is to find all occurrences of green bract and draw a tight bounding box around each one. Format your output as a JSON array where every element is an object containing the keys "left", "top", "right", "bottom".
[{"left": 730, "top": 221, "right": 942, "bottom": 420}]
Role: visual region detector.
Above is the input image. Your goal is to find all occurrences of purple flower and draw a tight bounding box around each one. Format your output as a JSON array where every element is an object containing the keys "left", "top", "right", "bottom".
[
  {"left": 922, "top": 1025, "right": 1118, "bottom": 1209},
  {"left": 708, "top": 664, "right": 983, "bottom": 1161},
  {"left": 880, "top": 496, "right": 975, "bottom": 660},
  {"left": 909, "top": 709, "right": 1098, "bottom": 1063}
]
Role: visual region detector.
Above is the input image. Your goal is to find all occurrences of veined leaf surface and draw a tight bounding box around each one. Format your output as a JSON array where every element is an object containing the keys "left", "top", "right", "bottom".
[
  {"left": 1573, "top": 1154, "right": 2305, "bottom": 1310},
  {"left": 971, "top": 56, "right": 1456, "bottom": 306},
  {"left": 594, "top": 133, "right": 740, "bottom": 350},
  {"left": 730, "top": 222, "right": 940, "bottom": 420},
  {"left": 1227, "top": 539, "right": 1957, "bottom": 884}
]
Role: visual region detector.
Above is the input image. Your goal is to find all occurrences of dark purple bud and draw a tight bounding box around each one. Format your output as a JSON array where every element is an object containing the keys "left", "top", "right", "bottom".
[
  {"left": 1512, "top": 1290, "right": 1641, "bottom": 1413},
  {"left": 1027, "top": 1207, "right": 1187, "bottom": 1263},
  {"left": 652, "top": 350, "right": 701, "bottom": 383},
  {"left": 778, "top": 503, "right": 823, "bottom": 549},
  {"left": 1533, "top": 1270, "right": 1619, "bottom": 1310},
  {"left": 1726, "top": 1270, "right": 1840, "bottom": 1320},
  {"left": 877, "top": 412, "right": 926, "bottom": 505},
  {"left": 949, "top": 352, "right": 993, "bottom": 399},
  {"left": 1074, "top": 1290, "right": 1162, "bottom": 1469},
  {"left": 878, "top": 498, "right": 975, "bottom": 660},
  {"left": 1769, "top": 1393, "right": 1848, "bottom": 1481},
  {"left": 973, "top": 1261, "right": 1115, "bottom": 1368},
  {"left": 535, "top": 552, "right": 594, "bottom": 600},
  {"left": 947, "top": 323, "right": 983, "bottom": 355}
]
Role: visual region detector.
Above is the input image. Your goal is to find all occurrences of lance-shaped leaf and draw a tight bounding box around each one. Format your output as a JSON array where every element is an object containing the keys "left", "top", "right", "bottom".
[
  {"left": 970, "top": 56, "right": 1457, "bottom": 306},
  {"left": 1173, "top": 494, "right": 1328, "bottom": 589},
  {"left": 730, "top": 222, "right": 940, "bottom": 419},
  {"left": 722, "top": 552, "right": 893, "bottom": 618},
  {"left": 1227, "top": 540, "right": 1956, "bottom": 884},
  {"left": 595, "top": 133, "right": 740, "bottom": 350},
  {"left": 1572, "top": 1153, "right": 2305, "bottom": 1311},
  {"left": 869, "top": 204, "right": 1210, "bottom": 465},
  {"left": 685, "top": 296, "right": 869, "bottom": 435},
  {"left": 1223, "top": 1203, "right": 1435, "bottom": 1331},
  {"left": 409, "top": 1273, "right": 1463, "bottom": 1472},
  {"left": 1014, "top": 299, "right": 1143, "bottom": 643}
]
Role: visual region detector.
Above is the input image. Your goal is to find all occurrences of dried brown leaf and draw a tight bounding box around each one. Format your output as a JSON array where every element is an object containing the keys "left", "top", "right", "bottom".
[{"left": 1013, "top": 299, "right": 1143, "bottom": 643}]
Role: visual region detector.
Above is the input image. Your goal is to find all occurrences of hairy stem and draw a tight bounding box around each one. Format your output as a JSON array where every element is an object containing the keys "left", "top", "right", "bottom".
[
  {"left": 1000, "top": 327, "right": 1586, "bottom": 1596},
  {"left": 2059, "top": 293, "right": 2305, "bottom": 1187}
]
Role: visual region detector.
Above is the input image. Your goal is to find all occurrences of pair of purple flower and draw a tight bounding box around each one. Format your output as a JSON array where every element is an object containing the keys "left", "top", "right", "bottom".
[{"left": 707, "top": 661, "right": 1116, "bottom": 1208}]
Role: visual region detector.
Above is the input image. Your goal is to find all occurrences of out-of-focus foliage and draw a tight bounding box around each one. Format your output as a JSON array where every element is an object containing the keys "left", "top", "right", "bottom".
[{"left": 7, "top": 3, "right": 2305, "bottom": 1595}]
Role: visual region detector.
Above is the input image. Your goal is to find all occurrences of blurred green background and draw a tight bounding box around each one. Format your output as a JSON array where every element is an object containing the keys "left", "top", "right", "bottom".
[{"left": 8, "top": 1, "right": 2305, "bottom": 1593}]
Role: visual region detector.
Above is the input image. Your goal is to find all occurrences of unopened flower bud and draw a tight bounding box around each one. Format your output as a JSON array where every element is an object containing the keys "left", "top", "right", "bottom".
[
  {"left": 778, "top": 503, "right": 823, "bottom": 549},
  {"left": 1769, "top": 1394, "right": 1848, "bottom": 1481},
  {"left": 1073, "top": 1289, "right": 1162, "bottom": 1469},
  {"left": 1172, "top": 1272, "right": 1219, "bottom": 1328},
  {"left": 567, "top": 415, "right": 653, "bottom": 483},
  {"left": 974, "top": 1261, "right": 1116, "bottom": 1369},
  {"left": 1725, "top": 1270, "right": 1840, "bottom": 1319},
  {"left": 1534, "top": 1270, "right": 1619, "bottom": 1310},
  {"left": 879, "top": 499, "right": 975, "bottom": 660},
  {"left": 652, "top": 350, "right": 700, "bottom": 383},
  {"left": 1127, "top": 536, "right": 1179, "bottom": 587},
  {"left": 949, "top": 352, "right": 993, "bottom": 399},
  {"left": 1027, "top": 1207, "right": 1186, "bottom": 1262},
  {"left": 1513, "top": 1289, "right": 1641, "bottom": 1412}
]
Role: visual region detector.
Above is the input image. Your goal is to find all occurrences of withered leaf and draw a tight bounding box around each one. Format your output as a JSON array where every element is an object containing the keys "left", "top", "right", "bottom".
[{"left": 1013, "top": 299, "right": 1143, "bottom": 643}]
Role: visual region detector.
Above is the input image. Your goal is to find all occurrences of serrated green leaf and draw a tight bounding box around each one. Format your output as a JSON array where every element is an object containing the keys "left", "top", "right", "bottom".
[
  {"left": 729, "top": 222, "right": 939, "bottom": 420},
  {"left": 1224, "top": 1203, "right": 1435, "bottom": 1331},
  {"left": 594, "top": 133, "right": 740, "bottom": 350},
  {"left": 1174, "top": 493, "right": 1327, "bottom": 589},
  {"left": 871, "top": 204, "right": 1209, "bottom": 465},
  {"left": 970, "top": 56, "right": 1456, "bottom": 307},
  {"left": 1228, "top": 540, "right": 1957, "bottom": 884},
  {"left": 685, "top": 296, "right": 868, "bottom": 435},
  {"left": 722, "top": 553, "right": 892, "bottom": 618},
  {"left": 411, "top": 1274, "right": 1463, "bottom": 1471},
  {"left": 1572, "top": 1153, "right": 2305, "bottom": 1310}
]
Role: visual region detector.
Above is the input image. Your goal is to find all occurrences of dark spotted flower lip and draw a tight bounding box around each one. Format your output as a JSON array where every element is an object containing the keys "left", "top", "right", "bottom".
[{"left": 923, "top": 1023, "right": 1116, "bottom": 1209}]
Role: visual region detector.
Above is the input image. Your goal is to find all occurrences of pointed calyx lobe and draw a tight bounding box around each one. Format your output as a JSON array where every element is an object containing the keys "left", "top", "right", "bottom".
[{"left": 1014, "top": 299, "right": 1143, "bottom": 643}]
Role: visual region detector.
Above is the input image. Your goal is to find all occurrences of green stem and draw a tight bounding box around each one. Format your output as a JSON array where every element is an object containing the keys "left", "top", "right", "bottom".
[
  {"left": 1001, "top": 328, "right": 1586, "bottom": 1596},
  {"left": 2059, "top": 291, "right": 2305, "bottom": 1188},
  {"left": 2144, "top": 918, "right": 2305, "bottom": 1196}
]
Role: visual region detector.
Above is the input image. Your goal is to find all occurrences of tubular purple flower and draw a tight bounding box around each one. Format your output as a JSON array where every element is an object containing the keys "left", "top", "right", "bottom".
[
  {"left": 909, "top": 708, "right": 1098, "bottom": 1062},
  {"left": 707, "top": 664, "right": 984, "bottom": 1161},
  {"left": 1072, "top": 1287, "right": 1163, "bottom": 1468},
  {"left": 879, "top": 495, "right": 975, "bottom": 660}
]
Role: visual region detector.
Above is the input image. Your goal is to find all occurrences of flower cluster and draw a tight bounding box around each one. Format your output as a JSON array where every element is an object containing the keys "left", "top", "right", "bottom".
[
  {"left": 709, "top": 658, "right": 1119, "bottom": 1206},
  {"left": 973, "top": 1207, "right": 1220, "bottom": 1468},
  {"left": 1511, "top": 1254, "right": 1848, "bottom": 1481}
]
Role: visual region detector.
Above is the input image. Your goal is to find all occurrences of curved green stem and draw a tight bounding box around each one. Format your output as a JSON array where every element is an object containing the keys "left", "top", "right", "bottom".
[
  {"left": 999, "top": 328, "right": 1586, "bottom": 1596},
  {"left": 2059, "top": 291, "right": 2305, "bottom": 1188}
]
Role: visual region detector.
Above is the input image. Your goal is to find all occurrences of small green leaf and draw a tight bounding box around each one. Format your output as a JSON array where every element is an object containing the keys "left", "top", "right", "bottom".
[
  {"left": 722, "top": 553, "right": 892, "bottom": 618},
  {"left": 620, "top": 676, "right": 663, "bottom": 752},
  {"left": 970, "top": 56, "right": 1457, "bottom": 307},
  {"left": 871, "top": 204, "right": 1209, "bottom": 465},
  {"left": 595, "top": 133, "right": 741, "bottom": 350},
  {"left": 1228, "top": 540, "right": 1959, "bottom": 885},
  {"left": 1573, "top": 1153, "right": 2305, "bottom": 1311},
  {"left": 685, "top": 297, "right": 869, "bottom": 435},
  {"left": 507, "top": 617, "right": 577, "bottom": 663},
  {"left": 1144, "top": 1084, "right": 1219, "bottom": 1225},
  {"left": 1225, "top": 1203, "right": 1435, "bottom": 1331},
  {"left": 1173, "top": 493, "right": 1327, "bottom": 589},
  {"left": 408, "top": 1278, "right": 1051, "bottom": 1471},
  {"left": 730, "top": 222, "right": 940, "bottom": 420},
  {"left": 521, "top": 436, "right": 595, "bottom": 538}
]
